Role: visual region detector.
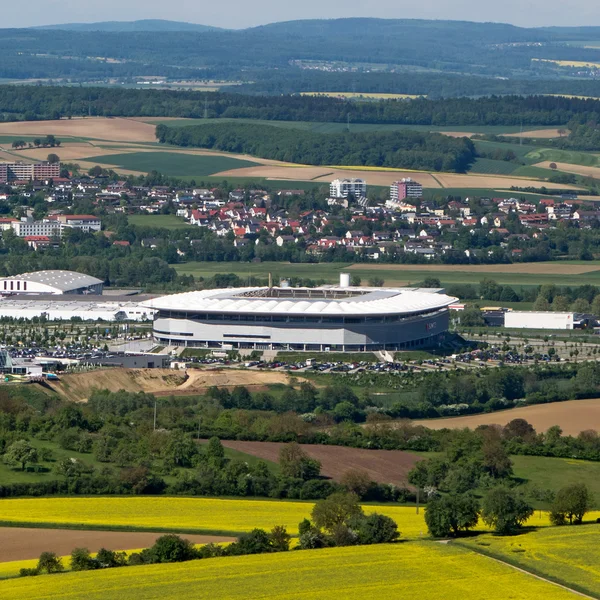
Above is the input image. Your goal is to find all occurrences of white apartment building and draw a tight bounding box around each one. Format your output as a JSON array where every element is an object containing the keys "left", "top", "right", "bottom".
[{"left": 330, "top": 178, "right": 367, "bottom": 199}]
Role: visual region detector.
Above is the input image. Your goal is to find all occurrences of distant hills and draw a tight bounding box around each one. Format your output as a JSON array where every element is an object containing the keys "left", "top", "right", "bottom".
[{"left": 33, "top": 19, "right": 223, "bottom": 32}]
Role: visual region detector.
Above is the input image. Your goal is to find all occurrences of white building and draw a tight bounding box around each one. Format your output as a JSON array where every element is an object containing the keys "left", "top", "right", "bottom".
[
  {"left": 0, "top": 270, "right": 104, "bottom": 295},
  {"left": 505, "top": 311, "right": 577, "bottom": 330},
  {"left": 10, "top": 215, "right": 101, "bottom": 238},
  {"left": 330, "top": 178, "right": 367, "bottom": 199}
]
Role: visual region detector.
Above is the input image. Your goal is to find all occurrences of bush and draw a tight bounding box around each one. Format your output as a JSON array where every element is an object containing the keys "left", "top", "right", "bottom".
[
  {"left": 70, "top": 547, "right": 97, "bottom": 571},
  {"left": 353, "top": 513, "right": 400, "bottom": 544},
  {"left": 148, "top": 535, "right": 197, "bottom": 563},
  {"left": 36, "top": 552, "right": 64, "bottom": 574},
  {"left": 19, "top": 567, "right": 39, "bottom": 577}
]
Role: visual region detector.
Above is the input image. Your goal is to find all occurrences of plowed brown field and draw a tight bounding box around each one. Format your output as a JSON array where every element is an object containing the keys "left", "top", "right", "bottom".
[
  {"left": 0, "top": 528, "right": 233, "bottom": 562},
  {"left": 218, "top": 440, "right": 421, "bottom": 486},
  {"left": 412, "top": 398, "right": 600, "bottom": 435}
]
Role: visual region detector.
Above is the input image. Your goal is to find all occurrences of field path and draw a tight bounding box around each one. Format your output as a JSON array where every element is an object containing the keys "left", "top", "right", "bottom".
[
  {"left": 460, "top": 543, "right": 596, "bottom": 599},
  {"left": 0, "top": 527, "right": 233, "bottom": 562}
]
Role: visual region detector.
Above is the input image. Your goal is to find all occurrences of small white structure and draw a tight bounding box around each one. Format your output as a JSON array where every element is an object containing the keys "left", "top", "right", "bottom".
[{"left": 505, "top": 311, "right": 575, "bottom": 330}]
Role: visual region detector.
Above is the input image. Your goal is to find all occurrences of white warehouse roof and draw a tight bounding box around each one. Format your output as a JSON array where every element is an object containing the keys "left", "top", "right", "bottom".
[
  {"left": 142, "top": 286, "right": 458, "bottom": 316},
  {"left": 1, "top": 270, "right": 103, "bottom": 292}
]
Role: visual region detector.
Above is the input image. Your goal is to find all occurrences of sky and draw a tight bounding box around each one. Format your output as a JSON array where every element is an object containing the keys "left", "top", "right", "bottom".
[{"left": 3, "top": 0, "right": 600, "bottom": 29}]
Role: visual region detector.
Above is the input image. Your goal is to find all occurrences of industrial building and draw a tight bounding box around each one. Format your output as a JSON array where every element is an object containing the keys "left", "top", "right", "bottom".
[
  {"left": 0, "top": 271, "right": 104, "bottom": 295},
  {"left": 0, "top": 295, "right": 155, "bottom": 322},
  {"left": 329, "top": 178, "right": 367, "bottom": 199},
  {"left": 143, "top": 274, "right": 457, "bottom": 351},
  {"left": 504, "top": 311, "right": 583, "bottom": 330}
]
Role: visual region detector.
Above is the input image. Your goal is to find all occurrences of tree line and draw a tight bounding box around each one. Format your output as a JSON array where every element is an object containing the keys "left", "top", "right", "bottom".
[
  {"left": 2, "top": 85, "right": 600, "bottom": 127},
  {"left": 156, "top": 122, "right": 476, "bottom": 172}
]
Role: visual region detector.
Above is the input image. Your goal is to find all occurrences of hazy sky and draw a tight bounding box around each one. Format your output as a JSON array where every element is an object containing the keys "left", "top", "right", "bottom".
[{"left": 3, "top": 0, "right": 600, "bottom": 29}]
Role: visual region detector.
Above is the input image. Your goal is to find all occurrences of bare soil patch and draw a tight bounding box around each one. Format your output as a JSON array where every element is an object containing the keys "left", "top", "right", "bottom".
[
  {"left": 347, "top": 263, "right": 600, "bottom": 274},
  {"left": 534, "top": 161, "right": 600, "bottom": 179},
  {"left": 46, "top": 367, "right": 297, "bottom": 402},
  {"left": 412, "top": 398, "right": 600, "bottom": 436},
  {"left": 0, "top": 527, "right": 232, "bottom": 562},
  {"left": 218, "top": 440, "right": 421, "bottom": 486},
  {"left": 505, "top": 129, "right": 563, "bottom": 139},
  {"left": 0, "top": 118, "right": 157, "bottom": 143}
]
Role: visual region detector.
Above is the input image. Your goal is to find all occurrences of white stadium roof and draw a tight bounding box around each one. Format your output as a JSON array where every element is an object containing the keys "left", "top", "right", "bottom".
[
  {"left": 2, "top": 270, "right": 103, "bottom": 292},
  {"left": 142, "top": 287, "right": 458, "bottom": 316}
]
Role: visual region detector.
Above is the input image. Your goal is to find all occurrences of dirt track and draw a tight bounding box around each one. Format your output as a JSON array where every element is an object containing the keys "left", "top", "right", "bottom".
[
  {"left": 412, "top": 398, "right": 600, "bottom": 436},
  {"left": 47, "top": 368, "right": 298, "bottom": 402},
  {"left": 219, "top": 440, "right": 421, "bottom": 487},
  {"left": 0, "top": 528, "right": 233, "bottom": 562}
]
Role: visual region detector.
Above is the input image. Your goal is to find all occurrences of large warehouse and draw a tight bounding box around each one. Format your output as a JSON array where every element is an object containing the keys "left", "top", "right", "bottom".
[
  {"left": 0, "top": 270, "right": 103, "bottom": 295},
  {"left": 143, "top": 279, "right": 457, "bottom": 351}
]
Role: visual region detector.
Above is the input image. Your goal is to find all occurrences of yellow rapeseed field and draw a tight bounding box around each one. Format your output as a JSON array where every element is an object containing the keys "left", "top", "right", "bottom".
[
  {"left": 533, "top": 58, "right": 600, "bottom": 69},
  {"left": 2, "top": 497, "right": 598, "bottom": 538},
  {"left": 0, "top": 542, "right": 580, "bottom": 600},
  {"left": 462, "top": 523, "right": 600, "bottom": 597}
]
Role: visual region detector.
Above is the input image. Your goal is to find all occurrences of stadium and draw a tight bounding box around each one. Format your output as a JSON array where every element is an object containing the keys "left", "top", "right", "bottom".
[{"left": 143, "top": 276, "right": 457, "bottom": 352}]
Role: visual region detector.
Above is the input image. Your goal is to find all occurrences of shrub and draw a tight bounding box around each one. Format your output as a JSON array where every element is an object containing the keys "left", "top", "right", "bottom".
[
  {"left": 37, "top": 552, "right": 64, "bottom": 574},
  {"left": 70, "top": 547, "right": 97, "bottom": 571}
]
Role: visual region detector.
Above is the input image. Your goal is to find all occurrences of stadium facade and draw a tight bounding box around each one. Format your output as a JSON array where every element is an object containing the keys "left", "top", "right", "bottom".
[{"left": 143, "top": 278, "right": 457, "bottom": 352}]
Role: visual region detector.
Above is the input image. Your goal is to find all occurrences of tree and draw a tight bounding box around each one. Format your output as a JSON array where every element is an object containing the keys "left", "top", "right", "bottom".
[
  {"left": 503, "top": 419, "right": 536, "bottom": 442},
  {"left": 70, "top": 548, "right": 97, "bottom": 571},
  {"left": 205, "top": 436, "right": 225, "bottom": 467},
  {"left": 533, "top": 295, "right": 551, "bottom": 311},
  {"left": 149, "top": 535, "right": 196, "bottom": 563},
  {"left": 47, "top": 153, "right": 60, "bottom": 164},
  {"left": 268, "top": 525, "right": 291, "bottom": 552},
  {"left": 37, "top": 552, "right": 64, "bottom": 574},
  {"left": 550, "top": 483, "right": 592, "bottom": 525},
  {"left": 340, "top": 469, "right": 372, "bottom": 498},
  {"left": 552, "top": 295, "right": 570, "bottom": 312},
  {"left": 311, "top": 492, "right": 364, "bottom": 533},
  {"left": 368, "top": 277, "right": 384, "bottom": 287},
  {"left": 549, "top": 162, "right": 558, "bottom": 169},
  {"left": 353, "top": 513, "right": 400, "bottom": 544},
  {"left": 481, "top": 438, "right": 513, "bottom": 479},
  {"left": 571, "top": 298, "right": 591, "bottom": 313},
  {"left": 481, "top": 487, "right": 533, "bottom": 534},
  {"left": 424, "top": 494, "right": 479, "bottom": 537},
  {"left": 279, "top": 442, "right": 321, "bottom": 480},
  {"left": 3, "top": 440, "right": 38, "bottom": 471},
  {"left": 460, "top": 307, "right": 485, "bottom": 327}
]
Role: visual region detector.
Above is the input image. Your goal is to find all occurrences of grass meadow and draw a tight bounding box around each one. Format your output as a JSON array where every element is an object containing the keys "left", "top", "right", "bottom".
[
  {"left": 85, "top": 151, "right": 259, "bottom": 178},
  {"left": 0, "top": 542, "right": 581, "bottom": 600},
  {"left": 172, "top": 260, "right": 600, "bottom": 288}
]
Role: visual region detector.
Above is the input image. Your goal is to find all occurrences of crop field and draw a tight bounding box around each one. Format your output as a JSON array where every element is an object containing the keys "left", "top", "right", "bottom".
[
  {"left": 85, "top": 151, "right": 259, "bottom": 178},
  {"left": 216, "top": 441, "right": 421, "bottom": 487},
  {"left": 461, "top": 524, "right": 600, "bottom": 598},
  {"left": 300, "top": 91, "right": 422, "bottom": 100},
  {"left": 172, "top": 260, "right": 600, "bottom": 288},
  {"left": 0, "top": 541, "right": 583, "bottom": 599},
  {"left": 469, "top": 157, "right": 520, "bottom": 175},
  {"left": 412, "top": 397, "right": 600, "bottom": 436},
  {"left": 0, "top": 527, "right": 231, "bottom": 563},
  {"left": 534, "top": 58, "right": 600, "bottom": 69},
  {"left": 127, "top": 214, "right": 195, "bottom": 230},
  {"left": 0, "top": 497, "right": 433, "bottom": 538}
]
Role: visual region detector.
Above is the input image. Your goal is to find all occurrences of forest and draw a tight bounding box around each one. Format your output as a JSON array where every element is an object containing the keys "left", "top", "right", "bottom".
[
  {"left": 155, "top": 122, "right": 476, "bottom": 172},
  {"left": 2, "top": 85, "right": 600, "bottom": 127}
]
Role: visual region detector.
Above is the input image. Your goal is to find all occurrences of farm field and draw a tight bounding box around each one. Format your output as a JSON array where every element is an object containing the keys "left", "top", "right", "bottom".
[
  {"left": 299, "top": 91, "right": 422, "bottom": 99},
  {"left": 174, "top": 260, "right": 600, "bottom": 289},
  {"left": 534, "top": 160, "right": 600, "bottom": 179},
  {"left": 215, "top": 441, "right": 421, "bottom": 487},
  {"left": 412, "top": 397, "right": 600, "bottom": 435},
  {"left": 0, "top": 541, "right": 582, "bottom": 600},
  {"left": 127, "top": 214, "right": 196, "bottom": 230},
  {"left": 85, "top": 151, "right": 259, "bottom": 178},
  {"left": 0, "top": 527, "right": 232, "bottom": 563},
  {"left": 460, "top": 524, "right": 600, "bottom": 598}
]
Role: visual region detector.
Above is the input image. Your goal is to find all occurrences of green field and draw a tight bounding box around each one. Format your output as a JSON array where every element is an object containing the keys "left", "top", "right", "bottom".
[
  {"left": 0, "top": 542, "right": 581, "bottom": 599},
  {"left": 85, "top": 151, "right": 258, "bottom": 178},
  {"left": 173, "top": 261, "right": 600, "bottom": 288},
  {"left": 128, "top": 214, "right": 195, "bottom": 230},
  {"left": 461, "top": 525, "right": 600, "bottom": 598},
  {"left": 148, "top": 117, "right": 559, "bottom": 136},
  {"left": 469, "top": 157, "right": 520, "bottom": 175}
]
